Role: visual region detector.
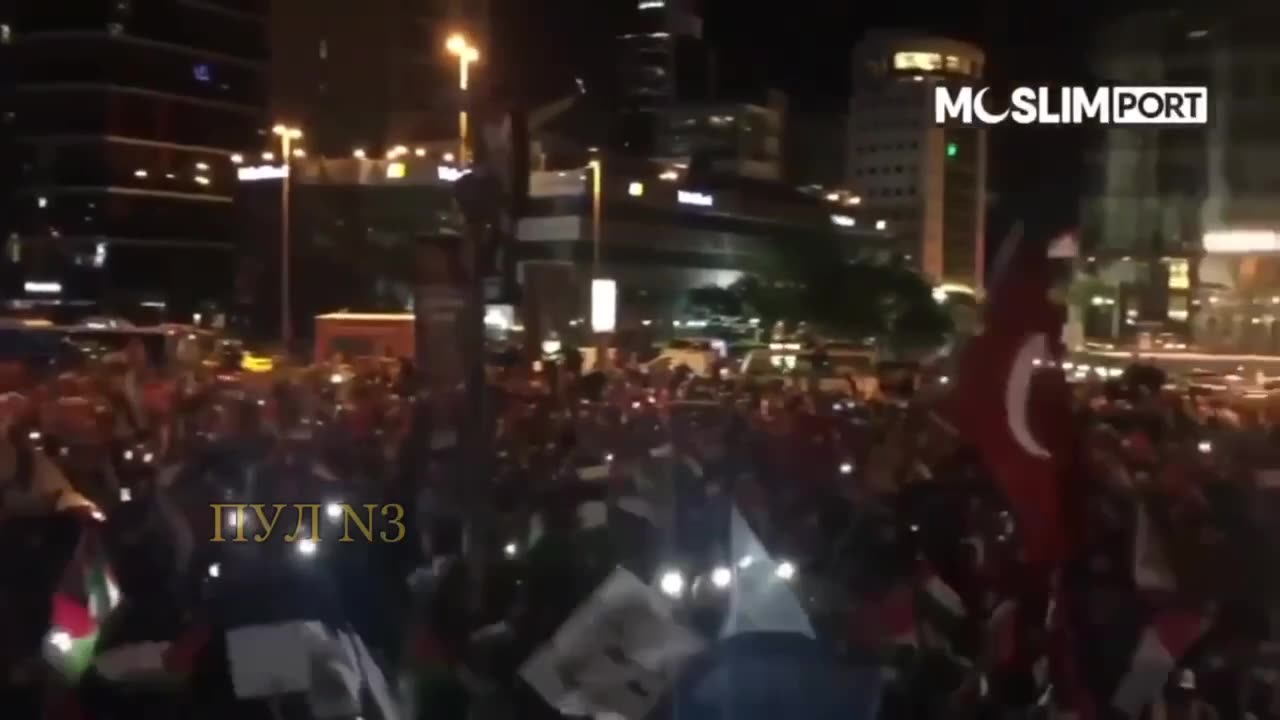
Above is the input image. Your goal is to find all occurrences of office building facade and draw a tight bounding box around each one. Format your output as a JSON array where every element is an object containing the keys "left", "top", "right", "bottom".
[
  {"left": 616, "top": 0, "right": 709, "bottom": 153},
  {"left": 1, "top": 0, "right": 268, "bottom": 312},
  {"left": 847, "top": 31, "right": 988, "bottom": 290},
  {"left": 1079, "top": 5, "right": 1280, "bottom": 351},
  {"left": 653, "top": 94, "right": 785, "bottom": 181}
]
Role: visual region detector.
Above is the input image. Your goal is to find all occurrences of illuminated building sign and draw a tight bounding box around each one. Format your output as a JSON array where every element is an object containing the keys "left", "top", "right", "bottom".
[
  {"left": 677, "top": 190, "right": 713, "bottom": 207},
  {"left": 236, "top": 165, "right": 288, "bottom": 181},
  {"left": 386, "top": 162, "right": 406, "bottom": 179},
  {"left": 1203, "top": 230, "right": 1280, "bottom": 253}
]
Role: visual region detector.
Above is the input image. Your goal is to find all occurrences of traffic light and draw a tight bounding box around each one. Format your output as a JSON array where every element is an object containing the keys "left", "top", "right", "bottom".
[{"left": 946, "top": 142, "right": 958, "bottom": 158}]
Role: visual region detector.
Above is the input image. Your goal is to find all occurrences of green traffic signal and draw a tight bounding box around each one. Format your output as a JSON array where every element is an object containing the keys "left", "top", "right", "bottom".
[{"left": 946, "top": 142, "right": 958, "bottom": 158}]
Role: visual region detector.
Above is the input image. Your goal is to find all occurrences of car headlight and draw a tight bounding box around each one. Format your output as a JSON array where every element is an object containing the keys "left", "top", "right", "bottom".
[
  {"left": 659, "top": 570, "right": 685, "bottom": 598},
  {"left": 709, "top": 566, "right": 732, "bottom": 589}
]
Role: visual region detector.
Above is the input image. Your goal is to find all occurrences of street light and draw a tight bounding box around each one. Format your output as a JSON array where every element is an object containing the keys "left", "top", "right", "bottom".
[
  {"left": 272, "top": 123, "right": 303, "bottom": 349},
  {"left": 588, "top": 158, "right": 602, "bottom": 277},
  {"left": 445, "top": 33, "right": 479, "bottom": 166},
  {"left": 588, "top": 156, "right": 611, "bottom": 369}
]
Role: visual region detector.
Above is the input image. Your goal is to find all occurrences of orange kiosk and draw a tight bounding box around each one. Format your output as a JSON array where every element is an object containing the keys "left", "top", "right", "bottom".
[{"left": 313, "top": 313, "right": 413, "bottom": 362}]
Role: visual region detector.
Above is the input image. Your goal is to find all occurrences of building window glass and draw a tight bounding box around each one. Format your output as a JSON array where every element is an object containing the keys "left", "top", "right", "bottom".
[{"left": 893, "top": 52, "right": 942, "bottom": 72}]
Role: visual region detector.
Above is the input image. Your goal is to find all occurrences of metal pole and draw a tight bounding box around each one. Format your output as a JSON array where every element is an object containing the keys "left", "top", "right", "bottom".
[
  {"left": 591, "top": 160, "right": 607, "bottom": 369},
  {"left": 459, "top": 58, "right": 470, "bottom": 166},
  {"left": 280, "top": 134, "right": 291, "bottom": 350},
  {"left": 592, "top": 159, "right": 601, "bottom": 277}
]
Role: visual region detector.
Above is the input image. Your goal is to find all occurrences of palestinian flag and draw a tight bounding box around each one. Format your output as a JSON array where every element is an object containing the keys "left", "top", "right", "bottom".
[{"left": 46, "top": 525, "right": 118, "bottom": 678}]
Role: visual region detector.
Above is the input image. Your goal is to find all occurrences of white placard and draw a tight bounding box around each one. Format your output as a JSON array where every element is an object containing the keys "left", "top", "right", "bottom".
[
  {"left": 520, "top": 567, "right": 705, "bottom": 719},
  {"left": 226, "top": 622, "right": 317, "bottom": 697}
]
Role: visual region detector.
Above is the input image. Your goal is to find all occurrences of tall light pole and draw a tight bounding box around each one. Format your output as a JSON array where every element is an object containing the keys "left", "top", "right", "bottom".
[
  {"left": 588, "top": 156, "right": 611, "bottom": 369},
  {"left": 272, "top": 123, "right": 302, "bottom": 349},
  {"left": 445, "top": 34, "right": 479, "bottom": 167},
  {"left": 588, "top": 157, "right": 602, "bottom": 278}
]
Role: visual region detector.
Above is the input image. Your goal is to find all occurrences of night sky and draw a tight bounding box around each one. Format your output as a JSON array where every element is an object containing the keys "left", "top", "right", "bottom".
[{"left": 506, "top": 0, "right": 1167, "bottom": 243}]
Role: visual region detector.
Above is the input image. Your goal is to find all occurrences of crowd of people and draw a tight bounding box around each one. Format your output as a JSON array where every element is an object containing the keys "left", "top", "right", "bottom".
[{"left": 3, "top": 324, "right": 1280, "bottom": 720}]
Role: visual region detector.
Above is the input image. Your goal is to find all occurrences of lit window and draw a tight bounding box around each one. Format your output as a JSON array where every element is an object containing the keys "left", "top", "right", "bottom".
[
  {"left": 893, "top": 52, "right": 942, "bottom": 72},
  {"left": 1167, "top": 259, "right": 1190, "bottom": 289},
  {"left": 944, "top": 55, "right": 972, "bottom": 74},
  {"left": 107, "top": 22, "right": 124, "bottom": 35},
  {"left": 319, "top": 39, "right": 328, "bottom": 59},
  {"left": 1, "top": 24, "right": 11, "bottom": 44}
]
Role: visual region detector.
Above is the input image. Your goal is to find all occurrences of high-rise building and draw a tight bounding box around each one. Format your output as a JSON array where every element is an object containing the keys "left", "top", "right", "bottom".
[
  {"left": 1, "top": 0, "right": 269, "bottom": 312},
  {"left": 616, "top": 0, "right": 709, "bottom": 153},
  {"left": 1080, "top": 5, "right": 1280, "bottom": 351},
  {"left": 847, "top": 30, "right": 988, "bottom": 290},
  {"left": 653, "top": 94, "right": 785, "bottom": 181}
]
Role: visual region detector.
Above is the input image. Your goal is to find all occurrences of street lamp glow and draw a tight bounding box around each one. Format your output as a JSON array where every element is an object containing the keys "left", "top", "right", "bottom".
[
  {"left": 445, "top": 34, "right": 479, "bottom": 166},
  {"left": 272, "top": 124, "right": 302, "bottom": 140},
  {"left": 230, "top": 153, "right": 243, "bottom": 164},
  {"left": 446, "top": 33, "right": 479, "bottom": 62},
  {"left": 353, "top": 148, "right": 366, "bottom": 158}
]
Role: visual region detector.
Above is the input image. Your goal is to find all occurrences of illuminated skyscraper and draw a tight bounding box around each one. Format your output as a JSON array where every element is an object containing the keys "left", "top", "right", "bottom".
[
  {"left": 1, "top": 0, "right": 268, "bottom": 309},
  {"left": 847, "top": 30, "right": 988, "bottom": 290}
]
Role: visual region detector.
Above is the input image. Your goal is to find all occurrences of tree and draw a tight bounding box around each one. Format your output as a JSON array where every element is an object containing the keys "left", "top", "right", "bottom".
[
  {"left": 685, "top": 285, "right": 744, "bottom": 318},
  {"left": 682, "top": 260, "right": 950, "bottom": 349}
]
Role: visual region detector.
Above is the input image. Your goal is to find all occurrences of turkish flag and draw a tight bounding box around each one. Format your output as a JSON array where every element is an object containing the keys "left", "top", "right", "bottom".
[{"left": 943, "top": 234, "right": 1075, "bottom": 572}]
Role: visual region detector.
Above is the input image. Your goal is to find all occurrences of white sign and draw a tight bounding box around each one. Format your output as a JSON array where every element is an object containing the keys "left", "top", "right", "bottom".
[
  {"left": 591, "top": 278, "right": 617, "bottom": 333},
  {"left": 236, "top": 165, "right": 288, "bottom": 181},
  {"left": 437, "top": 166, "right": 466, "bottom": 182},
  {"left": 24, "top": 281, "right": 61, "bottom": 294},
  {"left": 935, "top": 86, "right": 1208, "bottom": 126},
  {"left": 520, "top": 568, "right": 704, "bottom": 720},
  {"left": 677, "top": 190, "right": 713, "bottom": 207},
  {"left": 1203, "top": 230, "right": 1280, "bottom": 253}
]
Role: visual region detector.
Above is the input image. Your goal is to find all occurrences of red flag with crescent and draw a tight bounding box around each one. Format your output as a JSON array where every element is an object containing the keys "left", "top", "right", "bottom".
[{"left": 943, "top": 233, "right": 1075, "bottom": 571}]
